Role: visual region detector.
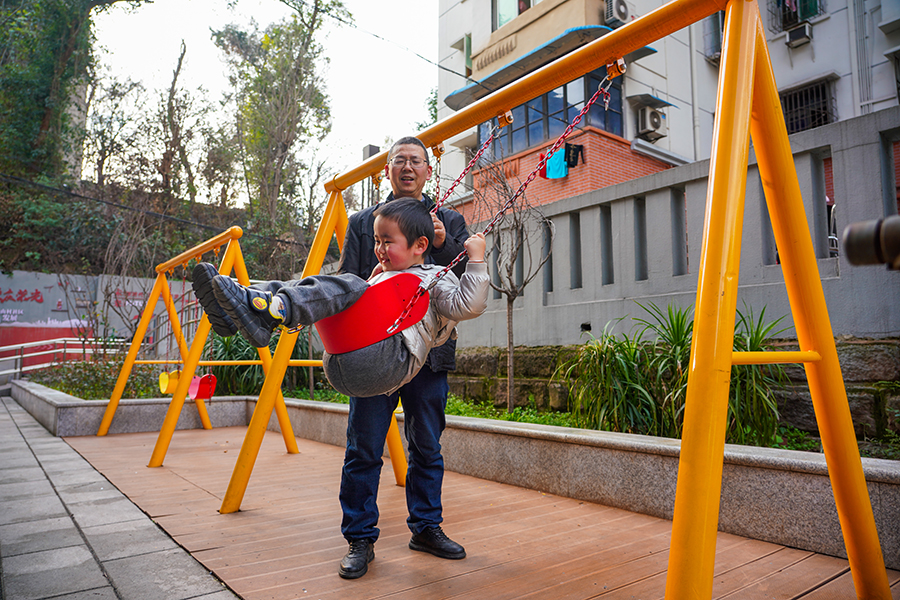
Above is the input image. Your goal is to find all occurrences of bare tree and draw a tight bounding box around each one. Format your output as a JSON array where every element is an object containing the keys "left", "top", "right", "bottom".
[
  {"left": 82, "top": 73, "right": 145, "bottom": 187},
  {"left": 473, "top": 160, "right": 555, "bottom": 412},
  {"left": 157, "top": 41, "right": 207, "bottom": 204}
]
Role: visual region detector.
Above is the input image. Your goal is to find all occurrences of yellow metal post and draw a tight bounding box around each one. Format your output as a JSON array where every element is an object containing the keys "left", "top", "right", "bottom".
[
  {"left": 749, "top": 20, "right": 890, "bottom": 598},
  {"left": 665, "top": 1, "right": 758, "bottom": 597},
  {"left": 98, "top": 272, "right": 167, "bottom": 435},
  {"left": 220, "top": 191, "right": 348, "bottom": 513},
  {"left": 386, "top": 414, "right": 407, "bottom": 486},
  {"left": 148, "top": 239, "right": 243, "bottom": 466},
  {"left": 148, "top": 319, "right": 214, "bottom": 467},
  {"left": 230, "top": 243, "right": 299, "bottom": 455},
  {"left": 161, "top": 278, "right": 189, "bottom": 360}
]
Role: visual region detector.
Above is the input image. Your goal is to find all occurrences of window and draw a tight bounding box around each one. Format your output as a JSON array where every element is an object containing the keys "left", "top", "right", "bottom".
[
  {"left": 767, "top": 0, "right": 824, "bottom": 33},
  {"left": 477, "top": 69, "right": 623, "bottom": 159},
  {"left": 494, "top": 0, "right": 543, "bottom": 30},
  {"left": 779, "top": 79, "right": 835, "bottom": 134},
  {"left": 464, "top": 34, "right": 472, "bottom": 78}
]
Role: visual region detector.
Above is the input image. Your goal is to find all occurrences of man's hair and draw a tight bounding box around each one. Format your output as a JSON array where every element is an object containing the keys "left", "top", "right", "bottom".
[
  {"left": 389, "top": 136, "right": 429, "bottom": 165},
  {"left": 374, "top": 198, "right": 434, "bottom": 256}
]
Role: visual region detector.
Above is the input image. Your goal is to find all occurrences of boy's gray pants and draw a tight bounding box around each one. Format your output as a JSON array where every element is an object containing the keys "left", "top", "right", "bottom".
[{"left": 253, "top": 274, "right": 409, "bottom": 397}]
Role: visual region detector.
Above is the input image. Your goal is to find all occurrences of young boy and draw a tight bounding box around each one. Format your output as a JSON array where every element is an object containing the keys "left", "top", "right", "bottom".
[{"left": 193, "top": 199, "right": 489, "bottom": 398}]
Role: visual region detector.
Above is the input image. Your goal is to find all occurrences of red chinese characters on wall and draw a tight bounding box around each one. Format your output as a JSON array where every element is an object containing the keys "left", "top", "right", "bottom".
[{"left": 0, "top": 289, "right": 44, "bottom": 303}]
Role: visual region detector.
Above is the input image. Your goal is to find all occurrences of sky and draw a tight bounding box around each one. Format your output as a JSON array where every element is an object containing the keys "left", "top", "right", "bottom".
[{"left": 92, "top": 0, "right": 440, "bottom": 175}]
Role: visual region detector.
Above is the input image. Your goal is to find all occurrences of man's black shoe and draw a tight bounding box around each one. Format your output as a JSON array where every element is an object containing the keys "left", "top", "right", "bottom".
[
  {"left": 339, "top": 539, "right": 374, "bottom": 579},
  {"left": 212, "top": 275, "right": 283, "bottom": 348},
  {"left": 409, "top": 526, "right": 466, "bottom": 560},
  {"left": 191, "top": 263, "right": 238, "bottom": 337}
]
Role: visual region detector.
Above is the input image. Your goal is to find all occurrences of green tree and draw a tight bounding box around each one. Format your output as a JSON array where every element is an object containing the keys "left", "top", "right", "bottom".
[
  {"left": 213, "top": 0, "right": 347, "bottom": 232},
  {"left": 416, "top": 87, "right": 438, "bottom": 131},
  {"left": 0, "top": 0, "right": 147, "bottom": 179}
]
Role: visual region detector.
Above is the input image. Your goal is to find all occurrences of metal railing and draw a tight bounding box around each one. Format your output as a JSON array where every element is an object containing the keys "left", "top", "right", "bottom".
[{"left": 0, "top": 338, "right": 130, "bottom": 379}]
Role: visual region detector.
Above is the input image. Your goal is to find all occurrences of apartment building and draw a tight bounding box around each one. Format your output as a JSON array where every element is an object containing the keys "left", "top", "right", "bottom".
[
  {"left": 427, "top": 0, "right": 900, "bottom": 349},
  {"left": 436, "top": 0, "right": 900, "bottom": 217}
]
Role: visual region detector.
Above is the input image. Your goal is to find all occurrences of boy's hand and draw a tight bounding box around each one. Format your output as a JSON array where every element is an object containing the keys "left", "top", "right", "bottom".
[
  {"left": 465, "top": 233, "right": 486, "bottom": 262},
  {"left": 368, "top": 263, "right": 384, "bottom": 281}
]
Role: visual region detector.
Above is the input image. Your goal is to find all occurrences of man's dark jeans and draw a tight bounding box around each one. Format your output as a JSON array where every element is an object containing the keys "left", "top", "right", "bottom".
[{"left": 339, "top": 365, "right": 449, "bottom": 542}]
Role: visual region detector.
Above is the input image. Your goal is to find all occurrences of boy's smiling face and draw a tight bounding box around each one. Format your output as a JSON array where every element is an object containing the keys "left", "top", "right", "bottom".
[{"left": 373, "top": 215, "right": 429, "bottom": 272}]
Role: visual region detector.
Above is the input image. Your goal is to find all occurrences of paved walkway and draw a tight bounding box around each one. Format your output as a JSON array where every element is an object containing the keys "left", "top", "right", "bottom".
[{"left": 0, "top": 397, "right": 240, "bottom": 600}]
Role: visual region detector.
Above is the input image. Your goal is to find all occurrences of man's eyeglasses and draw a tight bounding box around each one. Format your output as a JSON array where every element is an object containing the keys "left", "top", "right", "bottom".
[{"left": 390, "top": 156, "right": 428, "bottom": 168}]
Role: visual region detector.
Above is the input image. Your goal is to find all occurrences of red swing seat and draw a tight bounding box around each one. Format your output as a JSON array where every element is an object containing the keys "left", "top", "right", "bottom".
[
  {"left": 315, "top": 272, "right": 429, "bottom": 355},
  {"left": 189, "top": 374, "right": 216, "bottom": 400}
]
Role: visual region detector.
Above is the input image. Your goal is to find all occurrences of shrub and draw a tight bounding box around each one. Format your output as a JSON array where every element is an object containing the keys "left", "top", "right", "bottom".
[
  {"left": 29, "top": 360, "right": 159, "bottom": 400},
  {"left": 553, "top": 302, "right": 787, "bottom": 444}
]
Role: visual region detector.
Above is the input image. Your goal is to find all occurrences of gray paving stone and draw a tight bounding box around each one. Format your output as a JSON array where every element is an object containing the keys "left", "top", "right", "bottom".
[
  {"left": 45, "top": 469, "right": 109, "bottom": 488},
  {"left": 50, "top": 588, "right": 118, "bottom": 599},
  {"left": 0, "top": 465, "right": 46, "bottom": 484},
  {"left": 56, "top": 485, "right": 123, "bottom": 505},
  {"left": 0, "top": 493, "right": 67, "bottom": 525},
  {"left": 40, "top": 457, "right": 95, "bottom": 473},
  {"left": 3, "top": 545, "right": 108, "bottom": 600},
  {"left": 68, "top": 495, "right": 148, "bottom": 528},
  {"left": 82, "top": 518, "right": 178, "bottom": 561},
  {"left": 0, "top": 478, "right": 55, "bottom": 502},
  {"left": 103, "top": 547, "right": 229, "bottom": 600},
  {"left": 0, "top": 516, "right": 83, "bottom": 557}
]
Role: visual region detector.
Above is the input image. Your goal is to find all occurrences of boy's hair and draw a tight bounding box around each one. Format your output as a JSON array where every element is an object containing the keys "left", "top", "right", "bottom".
[
  {"left": 389, "top": 136, "right": 430, "bottom": 165},
  {"left": 374, "top": 198, "right": 434, "bottom": 257}
]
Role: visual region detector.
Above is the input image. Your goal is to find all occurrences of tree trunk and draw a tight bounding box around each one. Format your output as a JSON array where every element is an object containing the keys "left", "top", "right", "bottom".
[{"left": 507, "top": 295, "right": 514, "bottom": 413}]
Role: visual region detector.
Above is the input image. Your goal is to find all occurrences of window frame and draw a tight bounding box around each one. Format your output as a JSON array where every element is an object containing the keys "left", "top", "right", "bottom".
[{"left": 478, "top": 69, "right": 623, "bottom": 159}]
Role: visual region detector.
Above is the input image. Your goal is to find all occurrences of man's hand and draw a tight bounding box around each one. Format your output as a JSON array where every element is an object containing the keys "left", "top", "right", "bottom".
[
  {"left": 431, "top": 213, "right": 446, "bottom": 249},
  {"left": 464, "top": 233, "right": 487, "bottom": 263}
]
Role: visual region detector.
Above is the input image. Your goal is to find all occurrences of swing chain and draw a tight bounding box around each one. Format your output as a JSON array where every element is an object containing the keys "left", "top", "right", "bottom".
[
  {"left": 480, "top": 79, "right": 612, "bottom": 238},
  {"left": 434, "top": 122, "right": 502, "bottom": 212},
  {"left": 432, "top": 144, "right": 443, "bottom": 207},
  {"left": 386, "top": 287, "right": 429, "bottom": 335},
  {"left": 385, "top": 69, "right": 618, "bottom": 336}
]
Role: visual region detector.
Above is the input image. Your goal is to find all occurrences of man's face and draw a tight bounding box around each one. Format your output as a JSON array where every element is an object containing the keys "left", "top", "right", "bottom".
[{"left": 385, "top": 143, "right": 432, "bottom": 199}]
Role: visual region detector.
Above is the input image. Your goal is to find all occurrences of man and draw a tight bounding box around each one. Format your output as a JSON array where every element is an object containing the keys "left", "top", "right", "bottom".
[{"left": 335, "top": 136, "right": 470, "bottom": 580}]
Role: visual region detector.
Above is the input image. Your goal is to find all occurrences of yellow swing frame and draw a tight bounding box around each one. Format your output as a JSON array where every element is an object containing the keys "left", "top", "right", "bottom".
[{"left": 98, "top": 226, "right": 323, "bottom": 465}]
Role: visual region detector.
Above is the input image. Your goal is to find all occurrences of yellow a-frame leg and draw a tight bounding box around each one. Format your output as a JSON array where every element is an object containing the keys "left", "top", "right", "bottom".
[
  {"left": 665, "top": 1, "right": 890, "bottom": 598},
  {"left": 148, "top": 237, "right": 300, "bottom": 467}
]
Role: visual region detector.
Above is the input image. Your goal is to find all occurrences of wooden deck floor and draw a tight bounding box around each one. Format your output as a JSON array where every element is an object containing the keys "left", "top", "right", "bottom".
[{"left": 65, "top": 427, "right": 899, "bottom": 600}]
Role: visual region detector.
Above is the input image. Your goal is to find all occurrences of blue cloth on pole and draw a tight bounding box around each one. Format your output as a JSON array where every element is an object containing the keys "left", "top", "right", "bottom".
[{"left": 546, "top": 148, "right": 568, "bottom": 179}]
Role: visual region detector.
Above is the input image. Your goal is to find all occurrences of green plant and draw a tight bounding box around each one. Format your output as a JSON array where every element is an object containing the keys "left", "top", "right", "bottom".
[
  {"left": 553, "top": 301, "right": 789, "bottom": 444},
  {"left": 773, "top": 424, "right": 821, "bottom": 452},
  {"left": 29, "top": 360, "right": 159, "bottom": 400},
  {"left": 207, "top": 330, "right": 310, "bottom": 396},
  {"left": 729, "top": 304, "right": 789, "bottom": 446}
]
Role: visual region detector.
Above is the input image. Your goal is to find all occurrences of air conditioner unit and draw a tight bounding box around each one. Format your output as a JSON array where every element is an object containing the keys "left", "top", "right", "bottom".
[
  {"left": 785, "top": 22, "right": 812, "bottom": 48},
  {"left": 605, "top": 0, "right": 631, "bottom": 28},
  {"left": 638, "top": 107, "right": 667, "bottom": 141}
]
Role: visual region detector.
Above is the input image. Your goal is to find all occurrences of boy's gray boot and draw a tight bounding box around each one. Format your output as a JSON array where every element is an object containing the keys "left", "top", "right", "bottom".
[
  {"left": 191, "top": 263, "right": 238, "bottom": 337},
  {"left": 212, "top": 275, "right": 283, "bottom": 348}
]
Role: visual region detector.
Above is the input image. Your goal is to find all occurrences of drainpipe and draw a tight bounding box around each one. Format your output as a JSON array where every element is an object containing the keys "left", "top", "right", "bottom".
[
  {"left": 846, "top": 0, "right": 861, "bottom": 116},
  {"left": 689, "top": 22, "right": 701, "bottom": 161},
  {"left": 854, "top": 0, "right": 872, "bottom": 115}
]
